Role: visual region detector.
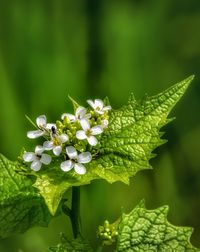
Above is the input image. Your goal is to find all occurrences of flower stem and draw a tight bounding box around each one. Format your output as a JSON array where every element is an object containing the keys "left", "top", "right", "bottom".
[{"left": 71, "top": 186, "right": 81, "bottom": 238}]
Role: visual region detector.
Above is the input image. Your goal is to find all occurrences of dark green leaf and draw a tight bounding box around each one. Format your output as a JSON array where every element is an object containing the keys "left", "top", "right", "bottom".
[{"left": 0, "top": 154, "right": 52, "bottom": 238}]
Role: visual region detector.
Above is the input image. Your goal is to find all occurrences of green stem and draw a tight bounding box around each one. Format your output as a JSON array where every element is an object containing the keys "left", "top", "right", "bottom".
[{"left": 71, "top": 186, "right": 81, "bottom": 238}]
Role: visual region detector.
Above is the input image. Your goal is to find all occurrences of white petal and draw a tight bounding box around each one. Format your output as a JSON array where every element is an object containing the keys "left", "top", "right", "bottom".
[
  {"left": 60, "top": 160, "right": 74, "bottom": 172},
  {"left": 23, "top": 152, "right": 36, "bottom": 162},
  {"left": 87, "top": 99, "right": 95, "bottom": 109},
  {"left": 66, "top": 146, "right": 78, "bottom": 159},
  {"left": 61, "top": 113, "right": 67, "bottom": 120},
  {"left": 40, "top": 154, "right": 51, "bottom": 165},
  {"left": 77, "top": 152, "right": 92, "bottom": 164},
  {"left": 80, "top": 119, "right": 90, "bottom": 131},
  {"left": 76, "top": 106, "right": 86, "bottom": 119},
  {"left": 27, "top": 130, "right": 44, "bottom": 139},
  {"left": 53, "top": 146, "right": 62, "bottom": 156},
  {"left": 74, "top": 163, "right": 86, "bottom": 175},
  {"left": 76, "top": 130, "right": 87, "bottom": 140},
  {"left": 87, "top": 136, "right": 98, "bottom": 146},
  {"left": 36, "top": 115, "right": 47, "bottom": 127},
  {"left": 46, "top": 123, "right": 57, "bottom": 130},
  {"left": 59, "top": 134, "right": 69, "bottom": 143},
  {"left": 61, "top": 113, "right": 76, "bottom": 121},
  {"left": 103, "top": 105, "right": 111, "bottom": 111},
  {"left": 94, "top": 99, "right": 104, "bottom": 110},
  {"left": 35, "top": 145, "right": 44, "bottom": 155},
  {"left": 91, "top": 125, "right": 103, "bottom": 135},
  {"left": 31, "top": 160, "right": 42, "bottom": 171},
  {"left": 43, "top": 141, "right": 54, "bottom": 150}
]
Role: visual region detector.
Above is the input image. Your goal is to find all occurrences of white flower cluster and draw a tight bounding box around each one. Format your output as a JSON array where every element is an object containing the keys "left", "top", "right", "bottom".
[{"left": 23, "top": 99, "right": 111, "bottom": 175}]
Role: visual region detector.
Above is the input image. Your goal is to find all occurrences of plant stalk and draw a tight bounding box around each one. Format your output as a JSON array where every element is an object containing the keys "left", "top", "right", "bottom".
[{"left": 71, "top": 186, "right": 81, "bottom": 238}]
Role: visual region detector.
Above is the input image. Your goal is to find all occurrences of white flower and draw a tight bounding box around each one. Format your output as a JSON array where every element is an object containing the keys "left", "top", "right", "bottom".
[
  {"left": 87, "top": 99, "right": 111, "bottom": 115},
  {"left": 43, "top": 133, "right": 69, "bottom": 156},
  {"left": 60, "top": 146, "right": 92, "bottom": 174},
  {"left": 61, "top": 106, "right": 91, "bottom": 122},
  {"left": 23, "top": 145, "right": 51, "bottom": 171},
  {"left": 27, "top": 115, "right": 56, "bottom": 139},
  {"left": 76, "top": 119, "right": 103, "bottom": 146}
]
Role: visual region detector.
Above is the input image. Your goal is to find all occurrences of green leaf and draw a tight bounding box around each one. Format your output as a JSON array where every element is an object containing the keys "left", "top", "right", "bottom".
[
  {"left": 88, "top": 75, "right": 194, "bottom": 184},
  {"left": 0, "top": 154, "right": 52, "bottom": 238},
  {"left": 34, "top": 76, "right": 193, "bottom": 215},
  {"left": 33, "top": 163, "right": 98, "bottom": 215},
  {"left": 117, "top": 201, "right": 200, "bottom": 251},
  {"left": 49, "top": 233, "right": 93, "bottom": 252}
]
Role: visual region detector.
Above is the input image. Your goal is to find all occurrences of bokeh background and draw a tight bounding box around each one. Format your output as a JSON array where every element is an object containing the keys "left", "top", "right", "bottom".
[{"left": 0, "top": 0, "right": 200, "bottom": 251}]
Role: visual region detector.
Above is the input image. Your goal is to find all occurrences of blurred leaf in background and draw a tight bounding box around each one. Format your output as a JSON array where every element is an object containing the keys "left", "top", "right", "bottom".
[{"left": 0, "top": 0, "right": 200, "bottom": 251}]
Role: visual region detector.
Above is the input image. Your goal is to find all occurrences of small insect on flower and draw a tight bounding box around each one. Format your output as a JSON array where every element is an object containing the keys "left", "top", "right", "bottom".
[
  {"left": 50, "top": 125, "right": 57, "bottom": 138},
  {"left": 61, "top": 106, "right": 91, "bottom": 122},
  {"left": 23, "top": 145, "right": 51, "bottom": 171},
  {"left": 76, "top": 119, "right": 103, "bottom": 146},
  {"left": 60, "top": 146, "right": 92, "bottom": 174},
  {"left": 87, "top": 99, "right": 111, "bottom": 115},
  {"left": 27, "top": 115, "right": 56, "bottom": 139}
]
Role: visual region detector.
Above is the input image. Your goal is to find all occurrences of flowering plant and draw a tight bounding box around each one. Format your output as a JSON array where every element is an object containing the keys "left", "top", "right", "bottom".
[{"left": 0, "top": 76, "right": 199, "bottom": 251}]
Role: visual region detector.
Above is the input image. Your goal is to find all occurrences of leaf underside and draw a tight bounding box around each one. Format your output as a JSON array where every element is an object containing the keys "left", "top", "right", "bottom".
[
  {"left": 117, "top": 201, "right": 200, "bottom": 252},
  {"left": 33, "top": 76, "right": 194, "bottom": 215},
  {"left": 0, "top": 154, "right": 52, "bottom": 238}
]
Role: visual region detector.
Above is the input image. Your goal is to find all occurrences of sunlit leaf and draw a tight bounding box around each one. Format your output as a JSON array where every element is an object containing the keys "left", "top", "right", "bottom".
[
  {"left": 117, "top": 201, "right": 199, "bottom": 251},
  {"left": 89, "top": 75, "right": 194, "bottom": 184}
]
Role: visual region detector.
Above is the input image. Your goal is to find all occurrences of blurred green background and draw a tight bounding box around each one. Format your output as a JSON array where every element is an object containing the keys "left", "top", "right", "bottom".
[{"left": 0, "top": 0, "right": 200, "bottom": 251}]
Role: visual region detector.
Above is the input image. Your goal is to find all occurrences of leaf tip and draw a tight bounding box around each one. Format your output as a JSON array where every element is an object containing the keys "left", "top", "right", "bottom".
[
  {"left": 187, "top": 74, "right": 195, "bottom": 81},
  {"left": 182, "top": 75, "right": 195, "bottom": 87}
]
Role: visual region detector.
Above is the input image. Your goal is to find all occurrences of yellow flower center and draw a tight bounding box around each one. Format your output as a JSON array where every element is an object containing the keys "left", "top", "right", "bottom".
[
  {"left": 53, "top": 137, "right": 61, "bottom": 146},
  {"left": 86, "top": 129, "right": 92, "bottom": 137}
]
